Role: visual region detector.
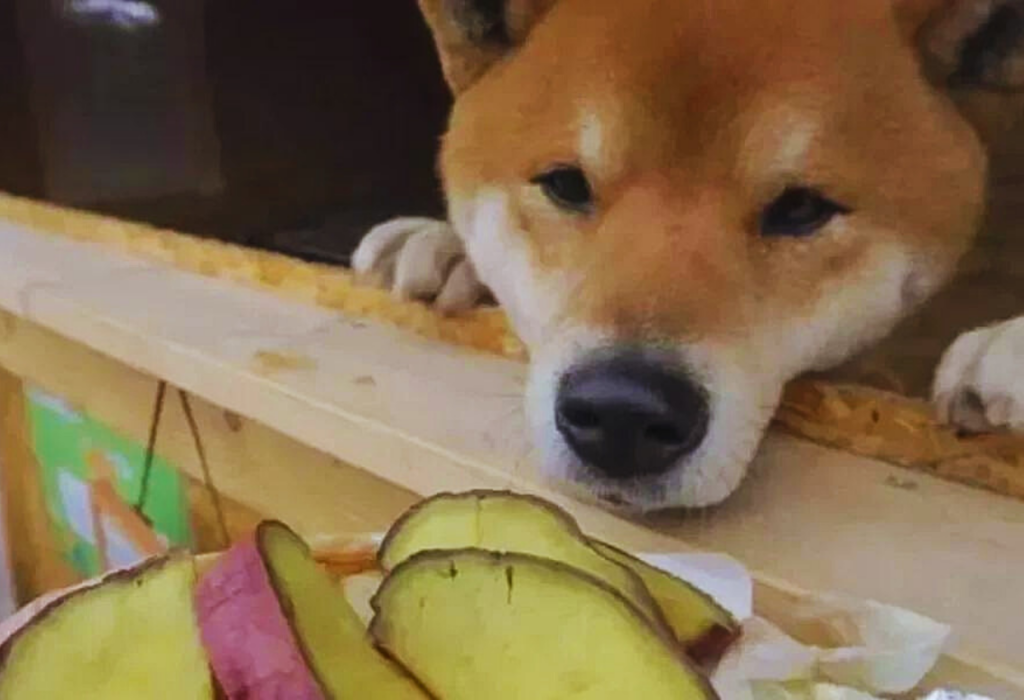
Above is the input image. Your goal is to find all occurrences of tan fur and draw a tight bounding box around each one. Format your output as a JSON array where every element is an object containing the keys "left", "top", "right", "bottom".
[
  {"left": 371, "top": 0, "right": 1024, "bottom": 509},
  {"left": 443, "top": 0, "right": 985, "bottom": 324}
]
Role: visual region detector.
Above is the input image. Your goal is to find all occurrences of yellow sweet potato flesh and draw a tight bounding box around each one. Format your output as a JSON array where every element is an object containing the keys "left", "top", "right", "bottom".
[
  {"left": 258, "top": 522, "right": 428, "bottom": 699},
  {"left": 592, "top": 541, "right": 741, "bottom": 665},
  {"left": 0, "top": 555, "right": 212, "bottom": 700},
  {"left": 378, "top": 491, "right": 669, "bottom": 633},
  {"left": 371, "top": 550, "right": 718, "bottom": 700}
]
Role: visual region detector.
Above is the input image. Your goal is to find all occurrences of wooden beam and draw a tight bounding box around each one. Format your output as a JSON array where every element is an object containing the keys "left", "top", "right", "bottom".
[
  {"left": 0, "top": 310, "right": 418, "bottom": 541},
  {"left": 1, "top": 191, "right": 1020, "bottom": 502}
]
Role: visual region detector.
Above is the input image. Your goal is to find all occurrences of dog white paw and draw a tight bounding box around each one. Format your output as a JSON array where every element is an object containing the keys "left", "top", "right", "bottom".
[
  {"left": 351, "top": 217, "right": 488, "bottom": 314},
  {"left": 933, "top": 316, "right": 1024, "bottom": 433}
]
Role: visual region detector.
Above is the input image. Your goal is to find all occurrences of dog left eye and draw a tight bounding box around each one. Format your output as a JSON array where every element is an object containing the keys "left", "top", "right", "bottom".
[
  {"left": 531, "top": 166, "right": 594, "bottom": 213},
  {"left": 760, "top": 187, "right": 850, "bottom": 237}
]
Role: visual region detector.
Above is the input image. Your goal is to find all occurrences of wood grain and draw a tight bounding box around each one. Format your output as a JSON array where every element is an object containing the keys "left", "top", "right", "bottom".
[
  {"left": 0, "top": 193, "right": 1019, "bottom": 502},
  {"left": 0, "top": 311, "right": 419, "bottom": 541},
  {"left": 775, "top": 381, "right": 1024, "bottom": 501}
]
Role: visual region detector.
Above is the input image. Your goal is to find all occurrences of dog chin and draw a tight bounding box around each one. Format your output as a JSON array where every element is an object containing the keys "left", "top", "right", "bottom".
[
  {"left": 526, "top": 418, "right": 766, "bottom": 513},
  {"left": 524, "top": 337, "right": 780, "bottom": 512}
]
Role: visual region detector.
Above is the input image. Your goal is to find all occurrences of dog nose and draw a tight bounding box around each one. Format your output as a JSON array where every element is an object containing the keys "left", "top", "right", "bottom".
[{"left": 555, "top": 354, "right": 709, "bottom": 480}]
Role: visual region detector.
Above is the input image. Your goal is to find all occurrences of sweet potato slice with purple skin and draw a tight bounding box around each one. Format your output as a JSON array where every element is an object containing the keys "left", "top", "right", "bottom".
[
  {"left": 196, "top": 529, "right": 325, "bottom": 700},
  {"left": 371, "top": 549, "right": 719, "bottom": 700},
  {"left": 0, "top": 554, "right": 213, "bottom": 700},
  {"left": 591, "top": 541, "right": 741, "bottom": 666},
  {"left": 196, "top": 521, "right": 428, "bottom": 700},
  {"left": 377, "top": 490, "right": 674, "bottom": 638}
]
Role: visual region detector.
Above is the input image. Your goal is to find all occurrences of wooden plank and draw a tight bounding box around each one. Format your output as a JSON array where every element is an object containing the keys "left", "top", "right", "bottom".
[
  {"left": 1, "top": 192, "right": 1021, "bottom": 502},
  {"left": 774, "top": 381, "right": 1024, "bottom": 501},
  {"left": 0, "top": 311, "right": 418, "bottom": 540},
  {"left": 0, "top": 219, "right": 1019, "bottom": 694}
]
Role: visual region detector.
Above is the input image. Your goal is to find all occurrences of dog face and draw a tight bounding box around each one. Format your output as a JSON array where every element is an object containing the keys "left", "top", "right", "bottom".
[{"left": 418, "top": 0, "right": 1024, "bottom": 510}]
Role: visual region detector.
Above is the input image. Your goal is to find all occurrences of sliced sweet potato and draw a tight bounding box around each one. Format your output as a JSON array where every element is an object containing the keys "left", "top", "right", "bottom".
[
  {"left": 371, "top": 549, "right": 719, "bottom": 700},
  {"left": 592, "top": 541, "right": 741, "bottom": 666},
  {"left": 196, "top": 521, "right": 427, "bottom": 700},
  {"left": 0, "top": 554, "right": 212, "bottom": 699},
  {"left": 378, "top": 490, "right": 671, "bottom": 635}
]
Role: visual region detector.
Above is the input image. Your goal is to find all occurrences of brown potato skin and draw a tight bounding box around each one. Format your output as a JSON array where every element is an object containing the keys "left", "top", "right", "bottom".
[
  {"left": 591, "top": 540, "right": 742, "bottom": 667},
  {"left": 377, "top": 490, "right": 676, "bottom": 636},
  {"left": 254, "top": 521, "right": 434, "bottom": 699},
  {"left": 0, "top": 554, "right": 187, "bottom": 673},
  {"left": 370, "top": 547, "right": 720, "bottom": 700}
]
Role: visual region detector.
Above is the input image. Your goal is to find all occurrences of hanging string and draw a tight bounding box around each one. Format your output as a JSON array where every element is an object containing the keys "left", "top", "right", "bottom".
[
  {"left": 178, "top": 389, "right": 231, "bottom": 549},
  {"left": 134, "top": 380, "right": 167, "bottom": 517}
]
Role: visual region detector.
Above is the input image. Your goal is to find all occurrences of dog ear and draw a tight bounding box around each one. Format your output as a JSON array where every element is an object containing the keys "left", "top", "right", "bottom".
[
  {"left": 908, "top": 0, "right": 1024, "bottom": 91},
  {"left": 417, "top": 0, "right": 558, "bottom": 93}
]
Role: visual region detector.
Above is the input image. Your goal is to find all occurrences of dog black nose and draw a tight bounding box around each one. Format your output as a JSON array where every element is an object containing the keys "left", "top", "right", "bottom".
[{"left": 555, "top": 354, "right": 709, "bottom": 480}]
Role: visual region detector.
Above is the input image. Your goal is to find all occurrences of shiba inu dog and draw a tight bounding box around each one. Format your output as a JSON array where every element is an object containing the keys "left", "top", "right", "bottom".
[{"left": 355, "top": 0, "right": 1024, "bottom": 511}]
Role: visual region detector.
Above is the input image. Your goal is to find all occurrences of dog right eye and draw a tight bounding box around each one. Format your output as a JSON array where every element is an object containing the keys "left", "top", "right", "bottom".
[
  {"left": 760, "top": 187, "right": 851, "bottom": 238},
  {"left": 531, "top": 166, "right": 594, "bottom": 213}
]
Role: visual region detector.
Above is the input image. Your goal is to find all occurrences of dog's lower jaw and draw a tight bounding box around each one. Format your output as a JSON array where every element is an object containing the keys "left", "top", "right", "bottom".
[{"left": 525, "top": 392, "right": 778, "bottom": 514}]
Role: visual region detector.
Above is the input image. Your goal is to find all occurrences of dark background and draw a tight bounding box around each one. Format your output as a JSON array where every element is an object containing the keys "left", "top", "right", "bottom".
[{"left": 0, "top": 0, "right": 452, "bottom": 264}]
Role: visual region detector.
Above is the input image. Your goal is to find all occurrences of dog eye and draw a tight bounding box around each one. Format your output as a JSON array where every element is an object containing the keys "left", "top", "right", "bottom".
[
  {"left": 760, "top": 187, "right": 850, "bottom": 237},
  {"left": 531, "top": 166, "right": 593, "bottom": 212}
]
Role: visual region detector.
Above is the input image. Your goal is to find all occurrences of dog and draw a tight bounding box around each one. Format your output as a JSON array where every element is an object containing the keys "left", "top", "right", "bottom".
[{"left": 354, "top": 0, "right": 1024, "bottom": 511}]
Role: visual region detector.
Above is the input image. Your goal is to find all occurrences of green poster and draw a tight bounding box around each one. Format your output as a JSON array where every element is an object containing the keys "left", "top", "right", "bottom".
[{"left": 24, "top": 385, "right": 191, "bottom": 577}]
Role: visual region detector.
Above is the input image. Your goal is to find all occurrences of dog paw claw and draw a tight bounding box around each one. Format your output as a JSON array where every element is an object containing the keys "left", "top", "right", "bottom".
[
  {"left": 933, "top": 316, "right": 1024, "bottom": 434},
  {"left": 352, "top": 217, "right": 488, "bottom": 313}
]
